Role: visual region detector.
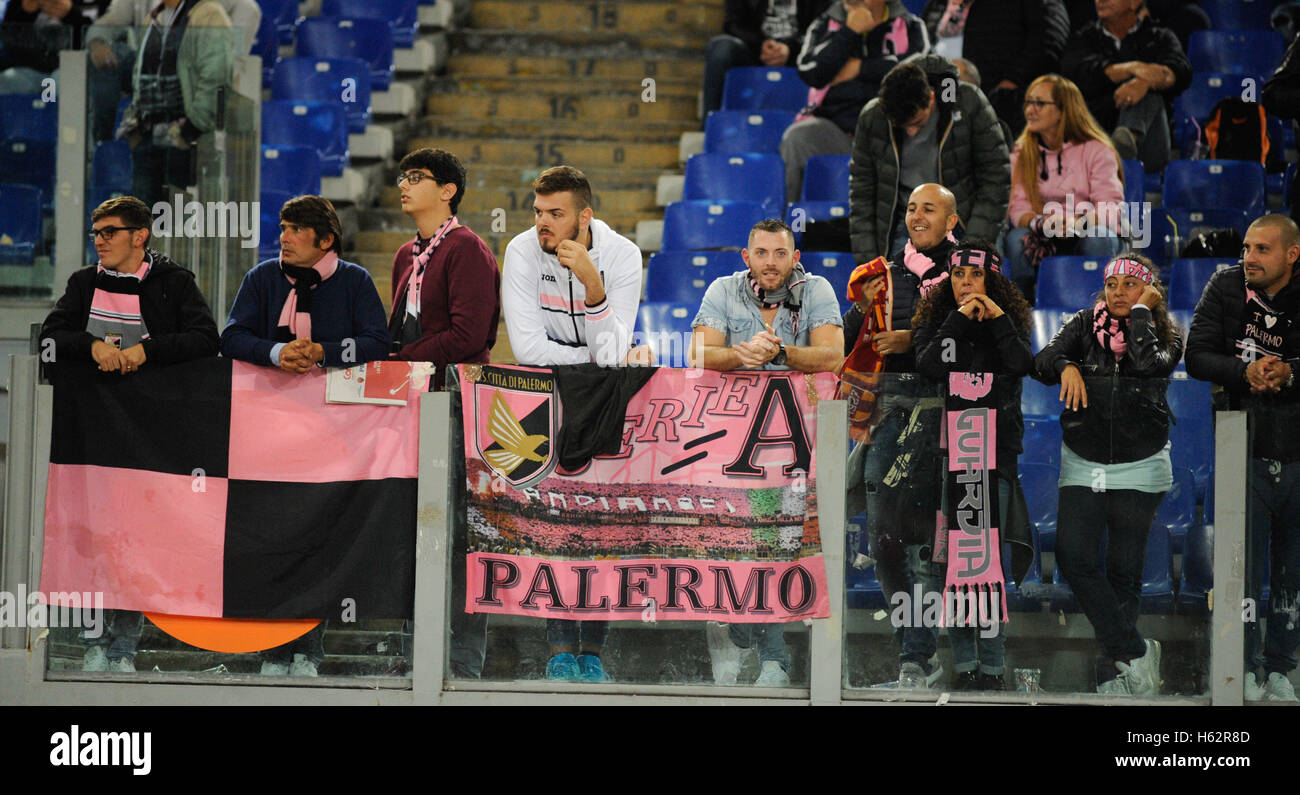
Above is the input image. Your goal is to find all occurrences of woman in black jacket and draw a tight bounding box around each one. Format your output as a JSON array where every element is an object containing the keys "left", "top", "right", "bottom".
[
  {"left": 1032, "top": 252, "right": 1183, "bottom": 697},
  {"left": 912, "top": 238, "right": 1034, "bottom": 690}
]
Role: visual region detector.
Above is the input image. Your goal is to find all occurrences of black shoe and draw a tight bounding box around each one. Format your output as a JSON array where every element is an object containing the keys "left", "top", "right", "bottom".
[
  {"left": 978, "top": 673, "right": 1005, "bottom": 691},
  {"left": 951, "top": 671, "right": 980, "bottom": 691}
]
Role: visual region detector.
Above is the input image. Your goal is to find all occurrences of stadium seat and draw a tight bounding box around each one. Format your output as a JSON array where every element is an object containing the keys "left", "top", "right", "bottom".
[
  {"left": 0, "top": 140, "right": 54, "bottom": 207},
  {"left": 1167, "top": 257, "right": 1235, "bottom": 311},
  {"left": 703, "top": 110, "right": 795, "bottom": 154},
  {"left": 1168, "top": 309, "right": 1194, "bottom": 352},
  {"left": 252, "top": 3, "right": 280, "bottom": 87},
  {"left": 321, "top": 0, "right": 419, "bottom": 48},
  {"left": 1022, "top": 416, "right": 1063, "bottom": 467},
  {"left": 272, "top": 57, "right": 373, "bottom": 134},
  {"left": 1201, "top": 0, "right": 1279, "bottom": 31},
  {"left": 1020, "top": 462, "right": 1060, "bottom": 554},
  {"left": 0, "top": 183, "right": 43, "bottom": 263},
  {"left": 1187, "top": 30, "right": 1285, "bottom": 77},
  {"left": 785, "top": 200, "right": 849, "bottom": 247},
  {"left": 261, "top": 144, "right": 323, "bottom": 199},
  {"left": 661, "top": 200, "right": 766, "bottom": 252},
  {"left": 683, "top": 153, "right": 785, "bottom": 218},
  {"left": 1147, "top": 207, "right": 1251, "bottom": 267},
  {"left": 1139, "top": 522, "right": 1176, "bottom": 613},
  {"left": 1176, "top": 522, "right": 1213, "bottom": 615},
  {"left": 91, "top": 140, "right": 133, "bottom": 193},
  {"left": 800, "top": 154, "right": 850, "bottom": 202},
  {"left": 258, "top": 189, "right": 293, "bottom": 262},
  {"left": 845, "top": 558, "right": 888, "bottom": 610},
  {"left": 0, "top": 94, "right": 57, "bottom": 142},
  {"left": 1035, "top": 256, "right": 1107, "bottom": 309},
  {"left": 262, "top": 100, "right": 349, "bottom": 176},
  {"left": 801, "top": 251, "right": 855, "bottom": 314},
  {"left": 644, "top": 251, "right": 739, "bottom": 303},
  {"left": 1022, "top": 378, "right": 1062, "bottom": 420},
  {"left": 1121, "top": 158, "right": 1145, "bottom": 208},
  {"left": 635, "top": 302, "right": 697, "bottom": 364},
  {"left": 1286, "top": 162, "right": 1297, "bottom": 208},
  {"left": 1166, "top": 376, "right": 1213, "bottom": 502},
  {"left": 1171, "top": 72, "right": 1264, "bottom": 152},
  {"left": 1156, "top": 465, "right": 1197, "bottom": 555},
  {"left": 297, "top": 17, "right": 395, "bottom": 90},
  {"left": 1163, "top": 161, "right": 1267, "bottom": 219},
  {"left": 1003, "top": 526, "right": 1046, "bottom": 613},
  {"left": 721, "top": 67, "right": 807, "bottom": 113},
  {"left": 1031, "top": 307, "right": 1073, "bottom": 352},
  {"left": 256, "top": 0, "right": 299, "bottom": 46}
]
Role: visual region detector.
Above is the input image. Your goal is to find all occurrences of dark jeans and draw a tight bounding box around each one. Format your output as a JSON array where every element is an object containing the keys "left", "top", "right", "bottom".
[
  {"left": 1054, "top": 486, "right": 1164, "bottom": 667},
  {"left": 84, "top": 609, "right": 144, "bottom": 662},
  {"left": 1114, "top": 92, "right": 1172, "bottom": 173},
  {"left": 727, "top": 623, "right": 790, "bottom": 671},
  {"left": 702, "top": 35, "right": 760, "bottom": 120},
  {"left": 546, "top": 619, "right": 608, "bottom": 651},
  {"left": 131, "top": 140, "right": 194, "bottom": 208},
  {"left": 1246, "top": 458, "right": 1300, "bottom": 677},
  {"left": 262, "top": 621, "right": 327, "bottom": 666}
]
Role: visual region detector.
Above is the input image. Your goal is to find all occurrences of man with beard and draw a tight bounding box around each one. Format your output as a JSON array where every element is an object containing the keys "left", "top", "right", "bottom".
[{"left": 500, "top": 165, "right": 650, "bottom": 684}]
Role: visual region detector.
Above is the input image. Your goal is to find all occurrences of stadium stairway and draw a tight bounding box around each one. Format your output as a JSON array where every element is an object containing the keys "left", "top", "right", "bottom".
[{"left": 348, "top": 0, "right": 722, "bottom": 363}]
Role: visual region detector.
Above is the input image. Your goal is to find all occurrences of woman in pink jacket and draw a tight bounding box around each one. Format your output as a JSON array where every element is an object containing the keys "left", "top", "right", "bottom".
[{"left": 1002, "top": 73, "right": 1126, "bottom": 302}]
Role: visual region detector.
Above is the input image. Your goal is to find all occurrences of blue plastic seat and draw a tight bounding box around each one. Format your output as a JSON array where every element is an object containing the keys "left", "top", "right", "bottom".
[
  {"left": 1022, "top": 416, "right": 1062, "bottom": 467},
  {"left": 1163, "top": 161, "right": 1267, "bottom": 218},
  {"left": 1121, "top": 157, "right": 1145, "bottom": 207},
  {"left": 1031, "top": 307, "right": 1073, "bottom": 352},
  {"left": 1166, "top": 376, "right": 1213, "bottom": 502},
  {"left": 1139, "top": 522, "right": 1176, "bottom": 614},
  {"left": 801, "top": 154, "right": 850, "bottom": 202},
  {"left": 261, "top": 144, "right": 323, "bottom": 199},
  {"left": 661, "top": 200, "right": 766, "bottom": 252},
  {"left": 1176, "top": 523, "right": 1213, "bottom": 615},
  {"left": 272, "top": 57, "right": 372, "bottom": 133},
  {"left": 683, "top": 153, "right": 785, "bottom": 218},
  {"left": 258, "top": 189, "right": 293, "bottom": 261},
  {"left": 1167, "top": 257, "right": 1235, "bottom": 311},
  {"left": 321, "top": 0, "right": 419, "bottom": 47},
  {"left": 1155, "top": 465, "right": 1197, "bottom": 555},
  {"left": 0, "top": 183, "right": 43, "bottom": 263},
  {"left": 262, "top": 100, "right": 349, "bottom": 176},
  {"left": 644, "top": 251, "right": 739, "bottom": 303},
  {"left": 91, "top": 140, "right": 133, "bottom": 193},
  {"left": 635, "top": 301, "right": 697, "bottom": 365},
  {"left": 1022, "top": 378, "right": 1063, "bottom": 420},
  {"left": 703, "top": 110, "right": 795, "bottom": 154},
  {"left": 1201, "top": 0, "right": 1279, "bottom": 31},
  {"left": 785, "top": 201, "right": 849, "bottom": 248},
  {"left": 0, "top": 95, "right": 57, "bottom": 142},
  {"left": 721, "top": 67, "right": 807, "bottom": 113},
  {"left": 0, "top": 140, "right": 55, "bottom": 207},
  {"left": 296, "top": 17, "right": 395, "bottom": 90},
  {"left": 1171, "top": 72, "right": 1264, "bottom": 152},
  {"left": 1035, "top": 255, "right": 1108, "bottom": 310},
  {"left": 1003, "top": 524, "right": 1046, "bottom": 613},
  {"left": 801, "top": 251, "right": 855, "bottom": 314},
  {"left": 252, "top": 2, "right": 280, "bottom": 87},
  {"left": 1147, "top": 207, "right": 1252, "bottom": 268},
  {"left": 1020, "top": 462, "right": 1060, "bottom": 554},
  {"left": 1187, "top": 30, "right": 1285, "bottom": 77},
  {"left": 256, "top": 0, "right": 299, "bottom": 46}
]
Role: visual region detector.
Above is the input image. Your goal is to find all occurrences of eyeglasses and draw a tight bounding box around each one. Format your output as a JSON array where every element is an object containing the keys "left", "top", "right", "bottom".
[
  {"left": 1023, "top": 99, "right": 1058, "bottom": 110},
  {"left": 396, "top": 170, "right": 434, "bottom": 186},
  {"left": 88, "top": 226, "right": 142, "bottom": 241}
]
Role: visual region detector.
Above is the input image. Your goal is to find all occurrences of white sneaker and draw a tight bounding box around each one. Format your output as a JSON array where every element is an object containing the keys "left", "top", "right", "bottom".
[
  {"left": 705, "top": 622, "right": 742, "bottom": 685},
  {"left": 754, "top": 660, "right": 790, "bottom": 687},
  {"left": 260, "top": 661, "right": 289, "bottom": 676},
  {"left": 1244, "top": 672, "right": 1264, "bottom": 702},
  {"left": 897, "top": 662, "right": 927, "bottom": 689},
  {"left": 82, "top": 646, "right": 109, "bottom": 672},
  {"left": 109, "top": 656, "right": 135, "bottom": 673},
  {"left": 1264, "top": 672, "right": 1299, "bottom": 702},
  {"left": 1114, "top": 660, "right": 1147, "bottom": 696},
  {"left": 1130, "top": 639, "right": 1161, "bottom": 696},
  {"left": 1097, "top": 676, "right": 1131, "bottom": 695},
  {"left": 288, "top": 653, "right": 318, "bottom": 677}
]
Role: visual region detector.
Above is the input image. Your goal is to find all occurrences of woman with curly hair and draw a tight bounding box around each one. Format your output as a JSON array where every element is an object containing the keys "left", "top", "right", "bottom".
[
  {"left": 1032, "top": 252, "right": 1183, "bottom": 696},
  {"left": 912, "top": 237, "right": 1034, "bottom": 690},
  {"left": 1003, "top": 73, "right": 1126, "bottom": 301}
]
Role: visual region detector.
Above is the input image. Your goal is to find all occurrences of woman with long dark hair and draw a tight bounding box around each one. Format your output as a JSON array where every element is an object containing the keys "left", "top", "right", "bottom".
[
  {"left": 913, "top": 237, "right": 1034, "bottom": 690},
  {"left": 1032, "top": 252, "right": 1182, "bottom": 696}
]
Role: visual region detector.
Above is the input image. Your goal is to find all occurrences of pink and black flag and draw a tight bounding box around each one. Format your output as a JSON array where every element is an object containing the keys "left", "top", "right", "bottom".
[{"left": 40, "top": 359, "right": 423, "bottom": 619}]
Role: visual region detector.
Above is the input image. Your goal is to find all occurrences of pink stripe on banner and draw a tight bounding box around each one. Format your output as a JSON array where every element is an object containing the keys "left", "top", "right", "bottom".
[
  {"left": 90, "top": 291, "right": 142, "bottom": 317},
  {"left": 40, "top": 464, "right": 226, "bottom": 615},
  {"left": 464, "top": 552, "right": 830, "bottom": 622},
  {"left": 228, "top": 361, "right": 422, "bottom": 482},
  {"left": 539, "top": 294, "right": 575, "bottom": 312}
]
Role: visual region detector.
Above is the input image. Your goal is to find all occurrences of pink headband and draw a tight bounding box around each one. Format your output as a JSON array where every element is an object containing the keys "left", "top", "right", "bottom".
[
  {"left": 1104, "top": 257, "right": 1154, "bottom": 285},
  {"left": 948, "top": 248, "right": 1002, "bottom": 274}
]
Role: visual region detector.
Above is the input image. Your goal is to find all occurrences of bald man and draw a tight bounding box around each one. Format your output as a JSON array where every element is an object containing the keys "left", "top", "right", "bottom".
[{"left": 844, "top": 181, "right": 960, "bottom": 690}]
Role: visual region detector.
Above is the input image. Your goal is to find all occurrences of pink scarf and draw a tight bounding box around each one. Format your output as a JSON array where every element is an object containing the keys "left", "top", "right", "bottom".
[
  {"left": 1092, "top": 301, "right": 1128, "bottom": 360},
  {"left": 277, "top": 251, "right": 339, "bottom": 341},
  {"left": 903, "top": 233, "right": 957, "bottom": 297},
  {"left": 394, "top": 216, "right": 459, "bottom": 328}
]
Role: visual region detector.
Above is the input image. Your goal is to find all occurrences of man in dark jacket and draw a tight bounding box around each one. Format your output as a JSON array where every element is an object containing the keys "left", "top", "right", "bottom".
[
  {"left": 1186, "top": 214, "right": 1300, "bottom": 702},
  {"left": 1060, "top": 0, "right": 1191, "bottom": 172},
  {"left": 848, "top": 55, "right": 1009, "bottom": 265},
  {"left": 40, "top": 194, "right": 220, "bottom": 673},
  {"left": 702, "top": 0, "right": 830, "bottom": 119},
  {"left": 1263, "top": 31, "right": 1300, "bottom": 225},
  {"left": 779, "top": 0, "right": 928, "bottom": 201},
  {"left": 921, "top": 0, "right": 1070, "bottom": 138}
]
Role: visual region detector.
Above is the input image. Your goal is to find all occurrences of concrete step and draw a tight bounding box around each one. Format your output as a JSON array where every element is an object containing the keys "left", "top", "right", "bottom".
[
  {"left": 419, "top": 115, "right": 697, "bottom": 143},
  {"left": 446, "top": 52, "right": 705, "bottom": 83},
  {"left": 426, "top": 90, "right": 697, "bottom": 123},
  {"left": 406, "top": 137, "right": 681, "bottom": 171},
  {"left": 432, "top": 73, "right": 698, "bottom": 98},
  {"left": 376, "top": 184, "right": 660, "bottom": 214},
  {"left": 469, "top": 0, "right": 723, "bottom": 37},
  {"left": 453, "top": 28, "right": 715, "bottom": 53}
]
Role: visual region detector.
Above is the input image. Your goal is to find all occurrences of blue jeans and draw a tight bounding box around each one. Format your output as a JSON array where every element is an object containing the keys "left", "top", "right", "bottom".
[
  {"left": 946, "top": 478, "right": 1012, "bottom": 676},
  {"left": 1055, "top": 486, "right": 1164, "bottom": 670},
  {"left": 727, "top": 623, "right": 791, "bottom": 672},
  {"left": 84, "top": 609, "right": 143, "bottom": 662},
  {"left": 546, "top": 619, "right": 608, "bottom": 652},
  {"left": 702, "top": 35, "right": 760, "bottom": 119},
  {"left": 1246, "top": 458, "right": 1300, "bottom": 677},
  {"left": 1002, "top": 225, "right": 1124, "bottom": 303}
]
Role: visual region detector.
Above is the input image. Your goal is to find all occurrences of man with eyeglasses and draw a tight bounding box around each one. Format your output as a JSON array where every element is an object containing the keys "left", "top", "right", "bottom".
[{"left": 40, "top": 194, "right": 220, "bottom": 673}]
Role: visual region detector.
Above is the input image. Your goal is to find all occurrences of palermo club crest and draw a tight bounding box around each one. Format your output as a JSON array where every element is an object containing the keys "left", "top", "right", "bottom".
[{"left": 473, "top": 367, "right": 560, "bottom": 489}]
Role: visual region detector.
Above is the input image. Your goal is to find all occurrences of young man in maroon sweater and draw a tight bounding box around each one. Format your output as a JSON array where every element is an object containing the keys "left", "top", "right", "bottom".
[{"left": 388, "top": 147, "right": 501, "bottom": 388}]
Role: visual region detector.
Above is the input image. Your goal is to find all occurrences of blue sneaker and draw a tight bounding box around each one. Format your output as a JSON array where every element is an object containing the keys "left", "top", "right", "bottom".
[
  {"left": 545, "top": 652, "right": 580, "bottom": 681},
  {"left": 575, "top": 654, "right": 607, "bottom": 683}
]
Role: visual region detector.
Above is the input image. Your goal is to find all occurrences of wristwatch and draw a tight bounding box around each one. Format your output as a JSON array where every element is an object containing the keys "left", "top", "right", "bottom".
[{"left": 772, "top": 342, "right": 788, "bottom": 366}]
